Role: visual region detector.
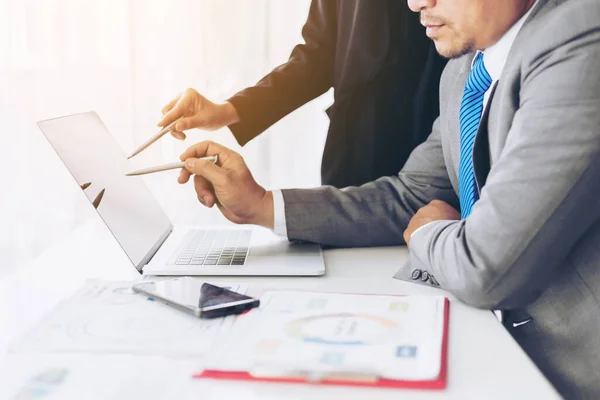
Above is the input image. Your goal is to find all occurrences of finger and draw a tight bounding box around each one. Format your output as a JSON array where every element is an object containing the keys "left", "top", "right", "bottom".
[
  {"left": 178, "top": 168, "right": 192, "bottom": 184},
  {"left": 183, "top": 156, "right": 228, "bottom": 187},
  {"left": 160, "top": 96, "right": 179, "bottom": 115},
  {"left": 171, "top": 130, "right": 187, "bottom": 140},
  {"left": 157, "top": 97, "right": 185, "bottom": 127},
  {"left": 414, "top": 203, "right": 434, "bottom": 218},
  {"left": 180, "top": 140, "right": 238, "bottom": 166},
  {"left": 174, "top": 115, "right": 209, "bottom": 132},
  {"left": 194, "top": 175, "right": 216, "bottom": 207}
]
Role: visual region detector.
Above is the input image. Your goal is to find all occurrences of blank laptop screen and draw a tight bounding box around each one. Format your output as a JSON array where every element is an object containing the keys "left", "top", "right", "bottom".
[{"left": 38, "top": 112, "right": 172, "bottom": 271}]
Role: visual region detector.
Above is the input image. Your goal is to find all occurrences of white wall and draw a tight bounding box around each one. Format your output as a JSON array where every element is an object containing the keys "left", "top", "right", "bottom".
[{"left": 0, "top": 0, "right": 333, "bottom": 275}]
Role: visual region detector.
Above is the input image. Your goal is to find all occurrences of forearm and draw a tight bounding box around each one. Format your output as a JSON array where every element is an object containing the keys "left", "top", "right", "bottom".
[
  {"left": 278, "top": 117, "right": 457, "bottom": 247},
  {"left": 282, "top": 174, "right": 457, "bottom": 247},
  {"left": 227, "top": 62, "right": 332, "bottom": 144}
]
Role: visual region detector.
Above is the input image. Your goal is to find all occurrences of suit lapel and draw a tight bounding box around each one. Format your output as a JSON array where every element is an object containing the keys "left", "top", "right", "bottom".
[{"left": 472, "top": 81, "right": 498, "bottom": 192}]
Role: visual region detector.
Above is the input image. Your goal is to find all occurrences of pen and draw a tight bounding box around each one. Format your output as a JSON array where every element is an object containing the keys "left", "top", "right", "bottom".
[
  {"left": 125, "top": 155, "right": 218, "bottom": 176},
  {"left": 127, "top": 118, "right": 182, "bottom": 159}
]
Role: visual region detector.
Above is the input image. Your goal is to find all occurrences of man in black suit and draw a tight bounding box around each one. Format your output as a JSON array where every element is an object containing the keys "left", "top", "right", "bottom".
[{"left": 159, "top": 0, "right": 446, "bottom": 189}]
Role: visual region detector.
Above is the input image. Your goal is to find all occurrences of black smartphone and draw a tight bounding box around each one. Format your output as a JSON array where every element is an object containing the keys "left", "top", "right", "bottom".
[{"left": 132, "top": 278, "right": 260, "bottom": 318}]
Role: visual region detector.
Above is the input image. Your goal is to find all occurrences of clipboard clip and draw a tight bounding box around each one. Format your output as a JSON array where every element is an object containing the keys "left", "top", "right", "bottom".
[{"left": 250, "top": 360, "right": 381, "bottom": 384}]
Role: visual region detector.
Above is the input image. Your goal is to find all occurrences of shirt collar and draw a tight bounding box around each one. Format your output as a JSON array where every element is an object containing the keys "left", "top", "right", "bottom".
[{"left": 473, "top": 0, "right": 539, "bottom": 81}]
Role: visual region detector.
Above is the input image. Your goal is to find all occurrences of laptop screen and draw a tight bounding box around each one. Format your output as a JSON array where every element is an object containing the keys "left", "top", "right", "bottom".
[{"left": 38, "top": 112, "right": 173, "bottom": 271}]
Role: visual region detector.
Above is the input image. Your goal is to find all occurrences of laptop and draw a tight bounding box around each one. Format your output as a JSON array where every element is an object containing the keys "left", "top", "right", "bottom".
[{"left": 37, "top": 111, "right": 325, "bottom": 276}]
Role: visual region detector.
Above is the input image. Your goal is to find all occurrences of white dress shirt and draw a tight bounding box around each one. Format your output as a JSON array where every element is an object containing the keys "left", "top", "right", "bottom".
[
  {"left": 272, "top": 1, "right": 538, "bottom": 239},
  {"left": 272, "top": 189, "right": 288, "bottom": 237}
]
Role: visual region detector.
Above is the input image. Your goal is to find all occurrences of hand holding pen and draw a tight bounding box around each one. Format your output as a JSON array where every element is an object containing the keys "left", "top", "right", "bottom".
[
  {"left": 125, "top": 88, "right": 237, "bottom": 176},
  {"left": 157, "top": 88, "right": 240, "bottom": 141}
]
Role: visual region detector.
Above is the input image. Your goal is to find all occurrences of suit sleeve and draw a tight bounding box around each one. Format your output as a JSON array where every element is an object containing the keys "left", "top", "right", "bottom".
[
  {"left": 408, "top": 11, "right": 600, "bottom": 310},
  {"left": 227, "top": 0, "right": 337, "bottom": 146},
  {"left": 282, "top": 117, "right": 459, "bottom": 247}
]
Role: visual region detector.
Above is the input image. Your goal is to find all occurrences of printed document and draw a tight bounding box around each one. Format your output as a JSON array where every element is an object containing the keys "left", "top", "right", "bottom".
[
  {"left": 10, "top": 280, "right": 246, "bottom": 357},
  {"left": 204, "top": 291, "right": 447, "bottom": 381}
]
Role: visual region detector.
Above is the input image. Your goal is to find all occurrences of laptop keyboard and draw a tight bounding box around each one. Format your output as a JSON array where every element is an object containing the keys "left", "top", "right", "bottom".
[{"left": 174, "top": 229, "right": 252, "bottom": 266}]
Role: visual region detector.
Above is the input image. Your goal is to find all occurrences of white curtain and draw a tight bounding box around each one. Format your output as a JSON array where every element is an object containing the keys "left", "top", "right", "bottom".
[{"left": 0, "top": 0, "right": 332, "bottom": 274}]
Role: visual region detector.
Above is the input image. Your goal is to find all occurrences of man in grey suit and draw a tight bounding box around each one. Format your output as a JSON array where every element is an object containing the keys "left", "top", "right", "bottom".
[{"left": 176, "top": 0, "right": 600, "bottom": 397}]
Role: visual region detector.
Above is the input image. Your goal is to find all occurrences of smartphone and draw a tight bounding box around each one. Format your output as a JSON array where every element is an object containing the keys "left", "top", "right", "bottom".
[{"left": 132, "top": 278, "right": 260, "bottom": 319}]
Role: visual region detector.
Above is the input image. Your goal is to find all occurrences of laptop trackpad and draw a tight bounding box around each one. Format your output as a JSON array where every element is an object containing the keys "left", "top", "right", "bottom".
[{"left": 249, "top": 242, "right": 320, "bottom": 257}]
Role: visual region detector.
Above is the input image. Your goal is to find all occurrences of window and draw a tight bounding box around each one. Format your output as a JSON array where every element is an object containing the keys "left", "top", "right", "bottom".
[{"left": 0, "top": 0, "right": 331, "bottom": 274}]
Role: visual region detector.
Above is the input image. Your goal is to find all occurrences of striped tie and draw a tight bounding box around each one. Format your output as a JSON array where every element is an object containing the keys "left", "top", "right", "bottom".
[{"left": 458, "top": 53, "right": 492, "bottom": 218}]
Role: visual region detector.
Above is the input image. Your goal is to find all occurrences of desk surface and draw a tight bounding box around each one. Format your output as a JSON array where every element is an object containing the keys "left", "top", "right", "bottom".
[{"left": 0, "top": 218, "right": 559, "bottom": 399}]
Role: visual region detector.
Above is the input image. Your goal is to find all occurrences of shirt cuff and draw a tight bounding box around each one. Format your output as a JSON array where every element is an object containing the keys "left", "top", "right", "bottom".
[
  {"left": 272, "top": 190, "right": 288, "bottom": 238},
  {"left": 410, "top": 221, "right": 435, "bottom": 239}
]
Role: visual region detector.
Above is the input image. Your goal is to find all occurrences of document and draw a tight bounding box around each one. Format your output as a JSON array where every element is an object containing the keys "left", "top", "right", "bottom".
[
  {"left": 0, "top": 354, "right": 199, "bottom": 400},
  {"left": 10, "top": 280, "right": 247, "bottom": 357},
  {"left": 203, "top": 291, "right": 447, "bottom": 381}
]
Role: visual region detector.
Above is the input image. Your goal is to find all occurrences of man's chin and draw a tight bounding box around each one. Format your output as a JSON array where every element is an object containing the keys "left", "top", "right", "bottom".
[{"left": 433, "top": 41, "right": 473, "bottom": 59}]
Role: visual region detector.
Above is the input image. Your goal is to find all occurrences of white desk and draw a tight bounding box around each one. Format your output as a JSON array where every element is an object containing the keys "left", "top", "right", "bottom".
[{"left": 0, "top": 218, "right": 560, "bottom": 399}]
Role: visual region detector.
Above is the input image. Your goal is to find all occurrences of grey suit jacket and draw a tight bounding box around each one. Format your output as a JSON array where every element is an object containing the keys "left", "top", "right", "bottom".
[{"left": 280, "top": 0, "right": 600, "bottom": 398}]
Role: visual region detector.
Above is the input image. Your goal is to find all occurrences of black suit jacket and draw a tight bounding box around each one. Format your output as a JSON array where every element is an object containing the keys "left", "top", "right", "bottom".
[{"left": 228, "top": 0, "right": 447, "bottom": 188}]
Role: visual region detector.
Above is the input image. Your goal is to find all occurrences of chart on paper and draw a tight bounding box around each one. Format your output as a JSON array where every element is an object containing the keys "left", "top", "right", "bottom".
[
  {"left": 10, "top": 280, "right": 246, "bottom": 357},
  {"left": 205, "top": 291, "right": 446, "bottom": 381}
]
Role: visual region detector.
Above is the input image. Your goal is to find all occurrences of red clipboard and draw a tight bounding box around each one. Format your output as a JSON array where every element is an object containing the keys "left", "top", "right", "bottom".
[{"left": 194, "top": 296, "right": 450, "bottom": 390}]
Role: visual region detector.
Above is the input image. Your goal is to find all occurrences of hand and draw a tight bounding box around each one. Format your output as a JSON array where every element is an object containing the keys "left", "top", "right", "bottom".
[
  {"left": 157, "top": 88, "right": 240, "bottom": 140},
  {"left": 403, "top": 200, "right": 460, "bottom": 246},
  {"left": 178, "top": 141, "right": 274, "bottom": 229}
]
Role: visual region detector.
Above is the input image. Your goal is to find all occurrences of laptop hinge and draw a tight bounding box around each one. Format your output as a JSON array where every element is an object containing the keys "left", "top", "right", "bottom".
[{"left": 138, "top": 226, "right": 173, "bottom": 274}]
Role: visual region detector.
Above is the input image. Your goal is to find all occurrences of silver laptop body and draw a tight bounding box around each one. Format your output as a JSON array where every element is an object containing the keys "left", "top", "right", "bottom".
[{"left": 37, "top": 111, "right": 325, "bottom": 276}]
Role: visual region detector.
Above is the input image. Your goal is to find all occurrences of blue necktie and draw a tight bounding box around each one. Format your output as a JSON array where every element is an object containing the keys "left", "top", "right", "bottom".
[{"left": 459, "top": 53, "right": 492, "bottom": 218}]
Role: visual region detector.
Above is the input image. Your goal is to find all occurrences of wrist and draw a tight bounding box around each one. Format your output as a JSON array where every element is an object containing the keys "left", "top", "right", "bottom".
[
  {"left": 250, "top": 190, "right": 275, "bottom": 230},
  {"left": 219, "top": 101, "right": 240, "bottom": 126}
]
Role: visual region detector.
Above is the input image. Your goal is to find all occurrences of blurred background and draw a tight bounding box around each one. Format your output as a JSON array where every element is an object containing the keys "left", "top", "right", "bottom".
[{"left": 0, "top": 0, "right": 332, "bottom": 276}]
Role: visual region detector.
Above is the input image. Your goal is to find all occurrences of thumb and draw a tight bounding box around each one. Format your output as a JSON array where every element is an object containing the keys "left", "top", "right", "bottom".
[{"left": 184, "top": 157, "right": 226, "bottom": 186}]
